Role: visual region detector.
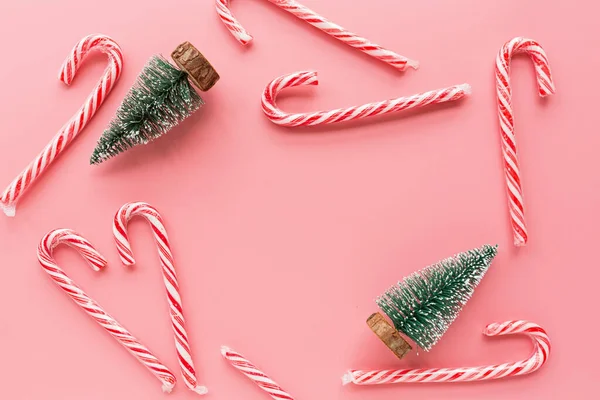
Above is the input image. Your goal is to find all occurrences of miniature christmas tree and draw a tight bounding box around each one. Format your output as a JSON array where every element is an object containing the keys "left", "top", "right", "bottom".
[
  {"left": 90, "top": 42, "right": 219, "bottom": 165},
  {"left": 368, "top": 244, "right": 498, "bottom": 358}
]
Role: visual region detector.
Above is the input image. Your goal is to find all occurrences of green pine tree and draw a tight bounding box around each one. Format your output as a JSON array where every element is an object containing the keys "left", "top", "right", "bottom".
[
  {"left": 376, "top": 244, "right": 498, "bottom": 351},
  {"left": 90, "top": 56, "right": 204, "bottom": 165}
]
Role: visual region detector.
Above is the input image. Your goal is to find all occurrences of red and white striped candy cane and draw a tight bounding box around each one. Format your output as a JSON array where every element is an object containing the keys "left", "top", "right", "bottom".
[
  {"left": 221, "top": 346, "right": 294, "bottom": 400},
  {"left": 113, "top": 202, "right": 207, "bottom": 395},
  {"left": 0, "top": 34, "right": 123, "bottom": 217},
  {"left": 343, "top": 320, "right": 550, "bottom": 385},
  {"left": 215, "top": 0, "right": 417, "bottom": 71},
  {"left": 496, "top": 37, "right": 555, "bottom": 246},
  {"left": 38, "top": 228, "right": 176, "bottom": 392},
  {"left": 262, "top": 71, "right": 471, "bottom": 126}
]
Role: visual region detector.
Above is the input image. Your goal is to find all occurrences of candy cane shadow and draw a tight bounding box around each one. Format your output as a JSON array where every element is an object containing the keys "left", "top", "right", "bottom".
[{"left": 91, "top": 100, "right": 212, "bottom": 173}]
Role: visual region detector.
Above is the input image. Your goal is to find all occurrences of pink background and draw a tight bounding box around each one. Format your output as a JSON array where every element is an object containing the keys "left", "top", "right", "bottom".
[{"left": 0, "top": 0, "right": 598, "bottom": 398}]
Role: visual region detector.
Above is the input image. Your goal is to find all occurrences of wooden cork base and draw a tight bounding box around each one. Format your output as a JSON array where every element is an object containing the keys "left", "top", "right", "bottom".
[
  {"left": 367, "top": 312, "right": 412, "bottom": 359},
  {"left": 171, "top": 42, "right": 220, "bottom": 92}
]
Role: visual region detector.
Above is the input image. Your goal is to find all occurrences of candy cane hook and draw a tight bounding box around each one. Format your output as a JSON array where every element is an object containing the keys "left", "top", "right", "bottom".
[
  {"left": 262, "top": 71, "right": 471, "bottom": 127},
  {"left": 38, "top": 228, "right": 176, "bottom": 392},
  {"left": 343, "top": 320, "right": 550, "bottom": 385},
  {"left": 496, "top": 37, "right": 555, "bottom": 246},
  {"left": 113, "top": 202, "right": 207, "bottom": 395},
  {"left": 0, "top": 34, "right": 123, "bottom": 217},
  {"left": 221, "top": 346, "right": 295, "bottom": 400},
  {"left": 215, "top": 0, "right": 417, "bottom": 71}
]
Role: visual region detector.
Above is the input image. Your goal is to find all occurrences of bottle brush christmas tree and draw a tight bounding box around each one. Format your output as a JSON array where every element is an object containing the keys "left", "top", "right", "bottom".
[
  {"left": 90, "top": 42, "right": 219, "bottom": 165},
  {"left": 368, "top": 244, "right": 498, "bottom": 359}
]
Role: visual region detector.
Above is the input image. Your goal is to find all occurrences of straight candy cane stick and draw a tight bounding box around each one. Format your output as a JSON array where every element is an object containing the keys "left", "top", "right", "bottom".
[
  {"left": 38, "top": 228, "right": 176, "bottom": 392},
  {"left": 262, "top": 71, "right": 471, "bottom": 126},
  {"left": 343, "top": 320, "right": 550, "bottom": 385},
  {"left": 114, "top": 202, "right": 207, "bottom": 395},
  {"left": 0, "top": 34, "right": 123, "bottom": 216},
  {"left": 221, "top": 347, "right": 294, "bottom": 400},
  {"left": 496, "top": 37, "right": 555, "bottom": 246},
  {"left": 216, "top": 0, "right": 417, "bottom": 70}
]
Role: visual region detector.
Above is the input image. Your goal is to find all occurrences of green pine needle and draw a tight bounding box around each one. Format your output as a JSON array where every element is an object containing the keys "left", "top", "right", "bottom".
[
  {"left": 376, "top": 244, "right": 498, "bottom": 351},
  {"left": 90, "top": 55, "right": 204, "bottom": 165}
]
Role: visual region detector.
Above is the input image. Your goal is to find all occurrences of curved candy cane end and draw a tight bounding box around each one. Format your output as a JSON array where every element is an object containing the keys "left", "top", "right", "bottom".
[
  {"left": 83, "top": 253, "right": 108, "bottom": 272},
  {"left": 0, "top": 201, "right": 16, "bottom": 217},
  {"left": 308, "top": 71, "right": 319, "bottom": 85},
  {"left": 58, "top": 67, "right": 73, "bottom": 86},
  {"left": 299, "top": 71, "right": 319, "bottom": 85},
  {"left": 58, "top": 34, "right": 123, "bottom": 86},
  {"left": 482, "top": 321, "right": 509, "bottom": 336},
  {"left": 215, "top": 0, "right": 253, "bottom": 45},
  {"left": 297, "top": 70, "right": 319, "bottom": 86},
  {"left": 116, "top": 246, "right": 136, "bottom": 266},
  {"left": 341, "top": 372, "right": 355, "bottom": 385},
  {"left": 192, "top": 385, "right": 209, "bottom": 395},
  {"left": 224, "top": 26, "right": 254, "bottom": 45}
]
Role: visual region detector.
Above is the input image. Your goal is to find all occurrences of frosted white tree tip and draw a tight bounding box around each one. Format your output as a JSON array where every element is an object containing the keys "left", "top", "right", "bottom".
[{"left": 0, "top": 202, "right": 16, "bottom": 217}]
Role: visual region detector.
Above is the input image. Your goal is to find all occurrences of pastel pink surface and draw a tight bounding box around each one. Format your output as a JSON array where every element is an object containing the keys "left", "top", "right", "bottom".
[{"left": 0, "top": 0, "right": 597, "bottom": 399}]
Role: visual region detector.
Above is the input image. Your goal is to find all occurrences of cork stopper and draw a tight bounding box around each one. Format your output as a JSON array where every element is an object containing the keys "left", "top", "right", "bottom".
[
  {"left": 171, "top": 42, "right": 220, "bottom": 91},
  {"left": 367, "top": 312, "right": 412, "bottom": 359}
]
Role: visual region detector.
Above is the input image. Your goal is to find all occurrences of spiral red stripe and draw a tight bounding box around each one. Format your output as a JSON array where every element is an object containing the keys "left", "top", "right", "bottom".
[
  {"left": 38, "top": 228, "right": 176, "bottom": 392},
  {"left": 215, "top": 0, "right": 416, "bottom": 71},
  {"left": 343, "top": 320, "right": 550, "bottom": 385},
  {"left": 496, "top": 37, "right": 555, "bottom": 246},
  {"left": 0, "top": 34, "right": 123, "bottom": 217},
  {"left": 261, "top": 70, "right": 471, "bottom": 127},
  {"left": 113, "top": 202, "right": 206, "bottom": 395},
  {"left": 221, "top": 347, "right": 295, "bottom": 400}
]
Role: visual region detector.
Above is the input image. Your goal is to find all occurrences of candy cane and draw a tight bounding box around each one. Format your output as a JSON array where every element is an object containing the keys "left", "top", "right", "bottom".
[
  {"left": 0, "top": 34, "right": 123, "bottom": 217},
  {"left": 342, "top": 320, "right": 550, "bottom": 385},
  {"left": 262, "top": 71, "right": 471, "bottom": 127},
  {"left": 496, "top": 37, "right": 555, "bottom": 246},
  {"left": 215, "top": 0, "right": 417, "bottom": 71},
  {"left": 38, "top": 228, "right": 176, "bottom": 392},
  {"left": 221, "top": 346, "right": 295, "bottom": 400},
  {"left": 113, "top": 202, "right": 207, "bottom": 395}
]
